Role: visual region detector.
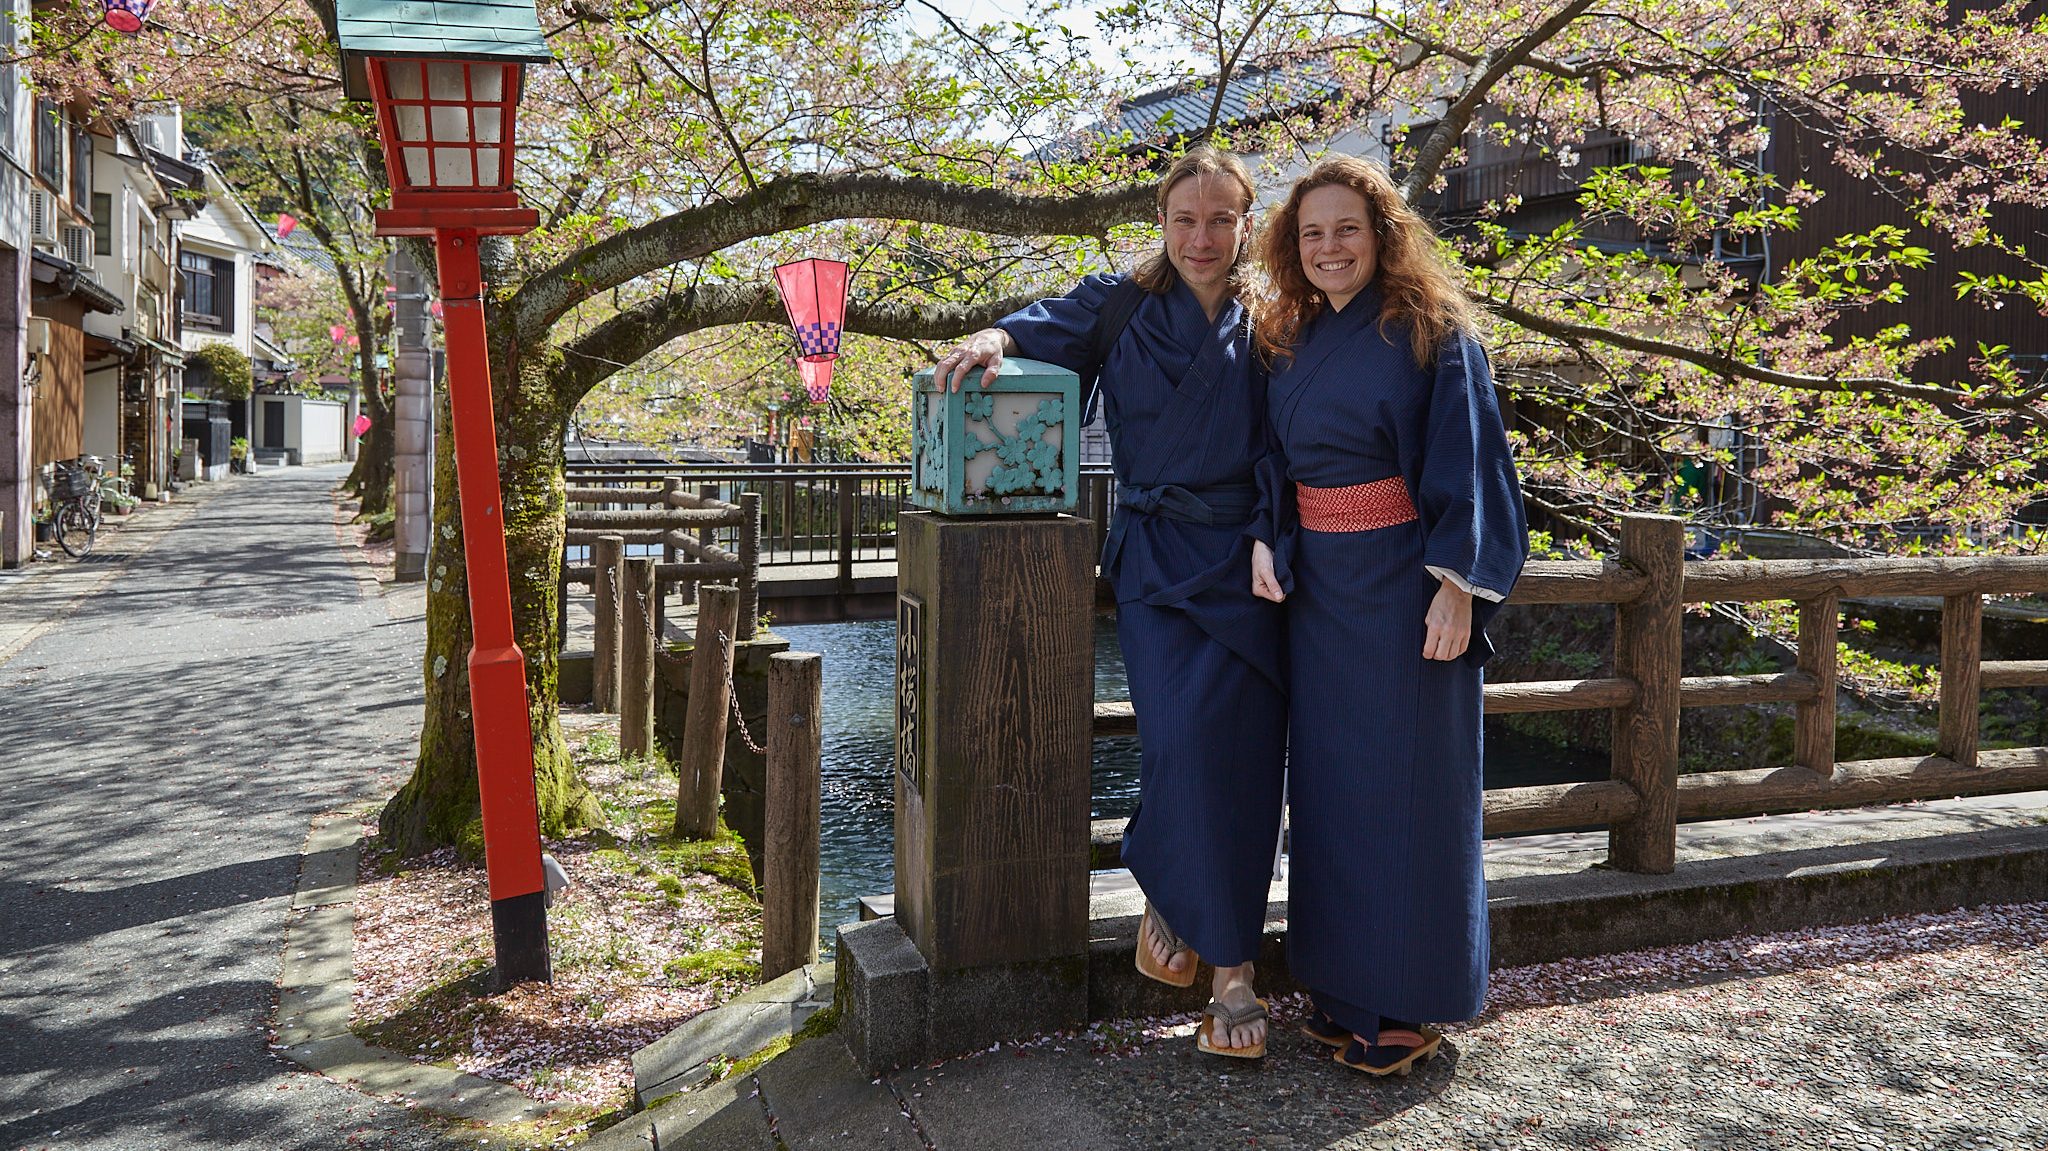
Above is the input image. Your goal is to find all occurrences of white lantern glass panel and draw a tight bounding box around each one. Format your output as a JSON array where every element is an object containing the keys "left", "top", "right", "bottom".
[
  {"left": 432, "top": 147, "right": 473, "bottom": 188},
  {"left": 470, "top": 63, "right": 506, "bottom": 103},
  {"left": 472, "top": 107, "right": 503, "bottom": 144},
  {"left": 394, "top": 105, "right": 426, "bottom": 142},
  {"left": 401, "top": 147, "right": 430, "bottom": 188},
  {"left": 474, "top": 147, "right": 502, "bottom": 187},
  {"left": 429, "top": 104, "right": 469, "bottom": 144},
  {"left": 383, "top": 59, "right": 423, "bottom": 100},
  {"left": 427, "top": 60, "right": 466, "bottom": 102}
]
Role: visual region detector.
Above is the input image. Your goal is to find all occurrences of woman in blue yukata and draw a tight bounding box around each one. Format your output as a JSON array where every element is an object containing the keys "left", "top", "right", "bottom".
[
  {"left": 1247, "top": 156, "right": 1528, "bottom": 1076},
  {"left": 934, "top": 146, "right": 1287, "bottom": 1059}
]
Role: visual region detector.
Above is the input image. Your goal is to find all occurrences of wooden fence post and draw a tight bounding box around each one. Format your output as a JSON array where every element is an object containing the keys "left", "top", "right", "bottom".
[
  {"left": 1939, "top": 592, "right": 1983, "bottom": 767},
  {"left": 620, "top": 556, "right": 657, "bottom": 759},
  {"left": 837, "top": 476, "right": 857, "bottom": 595},
  {"left": 593, "top": 534, "right": 625, "bottom": 713},
  {"left": 1795, "top": 592, "right": 1839, "bottom": 775},
  {"left": 738, "top": 492, "right": 761, "bottom": 641},
  {"left": 762, "top": 650, "right": 823, "bottom": 980},
  {"left": 1608, "top": 513, "right": 1685, "bottom": 874},
  {"left": 675, "top": 584, "right": 741, "bottom": 839}
]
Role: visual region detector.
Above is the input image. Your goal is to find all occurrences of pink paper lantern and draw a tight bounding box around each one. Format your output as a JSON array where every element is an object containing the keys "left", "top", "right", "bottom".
[
  {"left": 101, "top": 0, "right": 151, "bottom": 33},
  {"left": 798, "top": 357, "right": 832, "bottom": 404},
  {"left": 774, "top": 258, "right": 847, "bottom": 354},
  {"left": 352, "top": 414, "right": 373, "bottom": 437},
  {"left": 329, "top": 324, "right": 347, "bottom": 343},
  {"left": 277, "top": 213, "right": 298, "bottom": 239}
]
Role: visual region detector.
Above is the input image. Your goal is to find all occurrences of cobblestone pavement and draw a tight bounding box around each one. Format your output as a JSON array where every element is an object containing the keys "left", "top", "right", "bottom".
[{"left": 1032, "top": 900, "right": 2048, "bottom": 1151}]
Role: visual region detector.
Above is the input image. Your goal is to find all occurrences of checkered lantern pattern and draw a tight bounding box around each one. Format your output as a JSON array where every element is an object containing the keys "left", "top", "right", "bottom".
[{"left": 792, "top": 320, "right": 842, "bottom": 359}]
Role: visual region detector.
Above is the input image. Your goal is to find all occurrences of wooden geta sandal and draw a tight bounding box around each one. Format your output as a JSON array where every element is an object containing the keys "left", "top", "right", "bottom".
[
  {"left": 1333, "top": 1026, "right": 1442, "bottom": 1076},
  {"left": 1196, "top": 996, "right": 1269, "bottom": 1059},
  {"left": 1134, "top": 901, "right": 1199, "bottom": 988}
]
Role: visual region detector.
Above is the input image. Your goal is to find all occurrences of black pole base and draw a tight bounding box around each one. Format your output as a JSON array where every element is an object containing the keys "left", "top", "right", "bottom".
[{"left": 490, "top": 891, "right": 552, "bottom": 989}]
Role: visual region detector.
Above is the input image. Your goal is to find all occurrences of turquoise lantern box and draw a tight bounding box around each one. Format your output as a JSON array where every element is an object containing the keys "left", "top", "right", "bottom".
[{"left": 911, "top": 357, "right": 1080, "bottom": 515}]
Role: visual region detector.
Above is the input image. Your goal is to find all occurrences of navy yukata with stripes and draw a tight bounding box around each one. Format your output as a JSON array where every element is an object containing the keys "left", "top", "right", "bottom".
[
  {"left": 1264, "top": 287, "right": 1528, "bottom": 1040},
  {"left": 998, "top": 273, "right": 1287, "bottom": 967}
]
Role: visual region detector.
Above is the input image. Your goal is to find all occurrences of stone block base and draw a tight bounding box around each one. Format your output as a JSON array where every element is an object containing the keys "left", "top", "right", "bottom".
[{"left": 835, "top": 917, "right": 1087, "bottom": 1075}]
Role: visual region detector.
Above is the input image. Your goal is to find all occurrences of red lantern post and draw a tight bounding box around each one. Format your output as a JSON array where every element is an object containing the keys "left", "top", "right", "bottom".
[{"left": 338, "top": 3, "right": 555, "bottom": 985}]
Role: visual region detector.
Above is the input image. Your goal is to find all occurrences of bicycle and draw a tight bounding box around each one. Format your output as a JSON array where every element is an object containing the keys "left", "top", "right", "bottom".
[{"left": 49, "top": 456, "right": 105, "bottom": 558}]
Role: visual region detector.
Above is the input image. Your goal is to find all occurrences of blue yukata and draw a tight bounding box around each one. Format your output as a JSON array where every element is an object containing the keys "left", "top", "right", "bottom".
[
  {"left": 1263, "top": 287, "right": 1527, "bottom": 1040},
  {"left": 999, "top": 273, "right": 1287, "bottom": 967}
]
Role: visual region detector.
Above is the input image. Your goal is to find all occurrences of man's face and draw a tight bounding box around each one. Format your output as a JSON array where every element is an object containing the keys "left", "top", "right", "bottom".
[{"left": 1160, "top": 175, "right": 1251, "bottom": 296}]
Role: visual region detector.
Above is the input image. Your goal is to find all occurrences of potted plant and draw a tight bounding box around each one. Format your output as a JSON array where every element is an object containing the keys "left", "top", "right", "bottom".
[{"left": 230, "top": 436, "right": 252, "bottom": 474}]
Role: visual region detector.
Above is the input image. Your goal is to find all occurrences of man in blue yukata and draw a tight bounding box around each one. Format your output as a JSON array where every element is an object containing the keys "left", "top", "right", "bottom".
[{"left": 933, "top": 146, "right": 1288, "bottom": 1059}]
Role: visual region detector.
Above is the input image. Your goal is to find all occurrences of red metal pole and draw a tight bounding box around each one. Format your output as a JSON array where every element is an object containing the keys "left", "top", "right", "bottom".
[{"left": 434, "top": 226, "right": 550, "bottom": 985}]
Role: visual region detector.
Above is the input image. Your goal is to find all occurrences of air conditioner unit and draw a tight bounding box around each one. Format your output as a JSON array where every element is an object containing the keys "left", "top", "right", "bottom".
[
  {"left": 28, "top": 189, "right": 57, "bottom": 243},
  {"left": 63, "top": 224, "right": 94, "bottom": 268}
]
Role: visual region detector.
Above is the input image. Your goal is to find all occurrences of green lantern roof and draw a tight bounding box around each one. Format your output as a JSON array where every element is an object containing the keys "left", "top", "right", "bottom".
[{"left": 335, "top": 0, "right": 553, "bottom": 101}]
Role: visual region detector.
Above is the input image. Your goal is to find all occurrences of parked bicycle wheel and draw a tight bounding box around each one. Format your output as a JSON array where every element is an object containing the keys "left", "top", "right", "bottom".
[{"left": 55, "top": 500, "right": 95, "bottom": 557}]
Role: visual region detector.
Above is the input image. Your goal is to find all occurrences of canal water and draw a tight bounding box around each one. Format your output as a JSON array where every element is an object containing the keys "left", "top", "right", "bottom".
[{"left": 775, "top": 616, "right": 1607, "bottom": 943}]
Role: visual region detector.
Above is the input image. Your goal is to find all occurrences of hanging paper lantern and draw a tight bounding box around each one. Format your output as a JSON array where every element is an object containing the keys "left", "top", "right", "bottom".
[
  {"left": 352, "top": 414, "right": 373, "bottom": 437},
  {"left": 798, "top": 357, "right": 832, "bottom": 404},
  {"left": 100, "top": 0, "right": 151, "bottom": 33},
  {"left": 276, "top": 213, "right": 298, "bottom": 239},
  {"left": 329, "top": 323, "right": 348, "bottom": 343},
  {"left": 773, "top": 258, "right": 848, "bottom": 398},
  {"left": 428, "top": 300, "right": 444, "bottom": 320}
]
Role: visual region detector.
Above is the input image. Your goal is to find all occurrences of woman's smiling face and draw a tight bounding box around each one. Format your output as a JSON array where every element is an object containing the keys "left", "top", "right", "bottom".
[{"left": 1296, "top": 183, "right": 1378, "bottom": 311}]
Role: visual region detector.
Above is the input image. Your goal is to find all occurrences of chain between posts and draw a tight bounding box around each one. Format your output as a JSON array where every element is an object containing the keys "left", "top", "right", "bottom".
[{"left": 721, "top": 628, "right": 764, "bottom": 755}]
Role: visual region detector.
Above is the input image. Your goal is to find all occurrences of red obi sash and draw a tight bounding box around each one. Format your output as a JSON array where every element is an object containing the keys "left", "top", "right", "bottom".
[{"left": 1295, "top": 477, "right": 1418, "bottom": 533}]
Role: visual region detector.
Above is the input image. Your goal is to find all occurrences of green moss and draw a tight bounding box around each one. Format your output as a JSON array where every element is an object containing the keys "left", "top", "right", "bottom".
[
  {"left": 455, "top": 816, "right": 487, "bottom": 865},
  {"left": 663, "top": 948, "right": 760, "bottom": 986},
  {"left": 795, "top": 998, "right": 841, "bottom": 1041},
  {"left": 725, "top": 1033, "right": 794, "bottom": 1078}
]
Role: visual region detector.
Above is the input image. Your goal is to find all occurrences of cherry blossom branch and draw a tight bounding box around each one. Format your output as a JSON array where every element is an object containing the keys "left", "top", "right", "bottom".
[
  {"left": 549, "top": 281, "right": 1035, "bottom": 402},
  {"left": 505, "top": 173, "right": 1154, "bottom": 347}
]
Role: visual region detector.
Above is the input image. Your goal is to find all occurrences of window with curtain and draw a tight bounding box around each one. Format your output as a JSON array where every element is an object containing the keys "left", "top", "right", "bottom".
[
  {"left": 181, "top": 250, "right": 224, "bottom": 328},
  {"left": 71, "top": 128, "right": 92, "bottom": 208},
  {"left": 35, "top": 98, "right": 63, "bottom": 187},
  {"left": 93, "top": 193, "right": 113, "bottom": 255}
]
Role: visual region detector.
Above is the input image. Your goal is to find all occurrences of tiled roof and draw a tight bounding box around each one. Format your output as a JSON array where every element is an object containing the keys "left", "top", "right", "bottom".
[
  {"left": 1114, "top": 60, "right": 1339, "bottom": 143},
  {"left": 1040, "top": 59, "right": 1341, "bottom": 159},
  {"left": 335, "top": 0, "right": 552, "bottom": 100}
]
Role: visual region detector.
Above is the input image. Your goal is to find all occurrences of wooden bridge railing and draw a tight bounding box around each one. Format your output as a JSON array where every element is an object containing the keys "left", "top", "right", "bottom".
[
  {"left": 559, "top": 478, "right": 761, "bottom": 644},
  {"left": 1093, "top": 512, "right": 2048, "bottom": 875},
  {"left": 564, "top": 461, "right": 1122, "bottom": 584}
]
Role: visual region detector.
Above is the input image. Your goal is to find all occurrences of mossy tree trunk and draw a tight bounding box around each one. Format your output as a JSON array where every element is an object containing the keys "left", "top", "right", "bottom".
[{"left": 379, "top": 266, "right": 600, "bottom": 856}]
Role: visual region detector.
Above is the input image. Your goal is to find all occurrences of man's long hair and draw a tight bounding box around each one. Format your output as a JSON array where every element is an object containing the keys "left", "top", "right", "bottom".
[
  {"left": 1251, "top": 155, "right": 1473, "bottom": 365},
  {"left": 1132, "top": 145, "right": 1257, "bottom": 297}
]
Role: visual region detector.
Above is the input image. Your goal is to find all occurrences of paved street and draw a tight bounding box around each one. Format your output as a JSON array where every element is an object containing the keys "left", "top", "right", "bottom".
[{"left": 0, "top": 466, "right": 455, "bottom": 1151}]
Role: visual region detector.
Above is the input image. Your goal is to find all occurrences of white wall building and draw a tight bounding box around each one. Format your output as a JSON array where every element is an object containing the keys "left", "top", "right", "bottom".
[{"left": 1, "top": 0, "right": 34, "bottom": 565}]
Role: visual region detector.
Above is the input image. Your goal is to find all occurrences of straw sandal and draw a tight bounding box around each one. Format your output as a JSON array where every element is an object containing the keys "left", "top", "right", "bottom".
[
  {"left": 1333, "top": 1026, "right": 1442, "bottom": 1077},
  {"left": 1196, "top": 996, "right": 1269, "bottom": 1059},
  {"left": 1134, "top": 902, "right": 1199, "bottom": 988}
]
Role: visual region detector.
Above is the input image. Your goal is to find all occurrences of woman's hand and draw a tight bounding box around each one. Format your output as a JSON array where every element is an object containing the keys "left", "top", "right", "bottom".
[
  {"left": 1422, "top": 577, "right": 1473, "bottom": 661},
  {"left": 1252, "top": 540, "right": 1285, "bottom": 602},
  {"left": 934, "top": 328, "right": 1015, "bottom": 392}
]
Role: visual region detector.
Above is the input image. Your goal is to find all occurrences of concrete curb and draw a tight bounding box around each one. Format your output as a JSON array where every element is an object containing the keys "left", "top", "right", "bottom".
[
  {"left": 273, "top": 812, "right": 550, "bottom": 1127},
  {"left": 631, "top": 960, "right": 836, "bottom": 1107}
]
